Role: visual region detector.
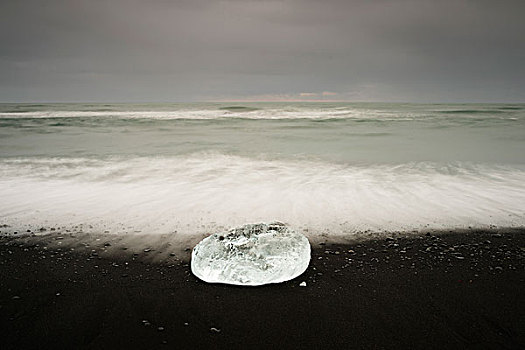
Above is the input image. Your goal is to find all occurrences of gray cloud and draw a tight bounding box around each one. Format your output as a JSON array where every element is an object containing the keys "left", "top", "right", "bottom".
[{"left": 1, "top": 0, "right": 524, "bottom": 102}]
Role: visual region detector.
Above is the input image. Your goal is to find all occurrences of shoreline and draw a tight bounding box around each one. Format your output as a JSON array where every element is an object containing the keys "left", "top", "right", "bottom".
[{"left": 1, "top": 229, "right": 524, "bottom": 349}]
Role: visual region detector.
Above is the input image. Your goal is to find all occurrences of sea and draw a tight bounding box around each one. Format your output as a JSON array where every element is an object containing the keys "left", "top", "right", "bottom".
[{"left": 1, "top": 102, "right": 524, "bottom": 243}]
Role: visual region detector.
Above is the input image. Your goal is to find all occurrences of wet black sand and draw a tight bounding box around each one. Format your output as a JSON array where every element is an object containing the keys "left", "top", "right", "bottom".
[{"left": 1, "top": 229, "right": 524, "bottom": 349}]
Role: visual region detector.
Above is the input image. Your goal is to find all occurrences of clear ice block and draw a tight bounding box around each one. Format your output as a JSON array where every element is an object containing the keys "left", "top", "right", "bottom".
[{"left": 191, "top": 222, "right": 311, "bottom": 286}]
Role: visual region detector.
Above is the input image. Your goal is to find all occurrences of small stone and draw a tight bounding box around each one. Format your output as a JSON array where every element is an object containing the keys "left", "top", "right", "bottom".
[
  {"left": 144, "top": 249, "right": 151, "bottom": 253},
  {"left": 12, "top": 296, "right": 20, "bottom": 300},
  {"left": 184, "top": 322, "right": 189, "bottom": 326},
  {"left": 157, "top": 327, "right": 164, "bottom": 331},
  {"left": 299, "top": 281, "right": 307, "bottom": 287}
]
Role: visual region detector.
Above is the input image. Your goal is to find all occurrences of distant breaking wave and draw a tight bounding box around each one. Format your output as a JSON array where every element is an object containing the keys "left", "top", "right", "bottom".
[{"left": 1, "top": 103, "right": 523, "bottom": 121}]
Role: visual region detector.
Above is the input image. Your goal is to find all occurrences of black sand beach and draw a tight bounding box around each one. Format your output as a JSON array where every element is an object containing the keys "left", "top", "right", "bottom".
[{"left": 1, "top": 229, "right": 524, "bottom": 349}]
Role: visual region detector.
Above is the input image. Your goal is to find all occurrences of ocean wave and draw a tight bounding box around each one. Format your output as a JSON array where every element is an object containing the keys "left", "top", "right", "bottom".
[
  {"left": 1, "top": 155, "right": 524, "bottom": 238},
  {"left": 0, "top": 110, "right": 380, "bottom": 120},
  {"left": 218, "top": 106, "right": 261, "bottom": 112},
  {"left": 436, "top": 109, "right": 507, "bottom": 114},
  {"left": 1, "top": 108, "right": 521, "bottom": 123}
]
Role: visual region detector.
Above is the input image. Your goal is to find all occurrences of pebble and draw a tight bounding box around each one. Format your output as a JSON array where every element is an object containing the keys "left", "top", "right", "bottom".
[
  {"left": 157, "top": 327, "right": 164, "bottom": 331},
  {"left": 299, "top": 281, "right": 307, "bottom": 287}
]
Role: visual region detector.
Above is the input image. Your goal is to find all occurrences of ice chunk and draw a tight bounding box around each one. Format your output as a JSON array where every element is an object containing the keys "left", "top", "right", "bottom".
[{"left": 191, "top": 222, "right": 311, "bottom": 286}]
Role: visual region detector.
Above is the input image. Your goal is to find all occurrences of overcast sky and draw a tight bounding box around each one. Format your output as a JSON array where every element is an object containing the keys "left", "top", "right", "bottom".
[{"left": 1, "top": 0, "right": 524, "bottom": 102}]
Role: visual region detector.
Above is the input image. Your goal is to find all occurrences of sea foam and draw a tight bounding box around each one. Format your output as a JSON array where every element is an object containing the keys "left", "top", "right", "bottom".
[{"left": 1, "top": 155, "right": 524, "bottom": 241}]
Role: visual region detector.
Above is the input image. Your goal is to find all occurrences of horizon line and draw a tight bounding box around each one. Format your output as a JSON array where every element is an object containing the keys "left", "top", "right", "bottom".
[{"left": 1, "top": 100, "right": 524, "bottom": 104}]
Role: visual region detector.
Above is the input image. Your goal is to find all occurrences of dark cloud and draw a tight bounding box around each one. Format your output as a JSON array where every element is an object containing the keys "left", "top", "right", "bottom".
[{"left": 1, "top": 0, "right": 524, "bottom": 102}]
